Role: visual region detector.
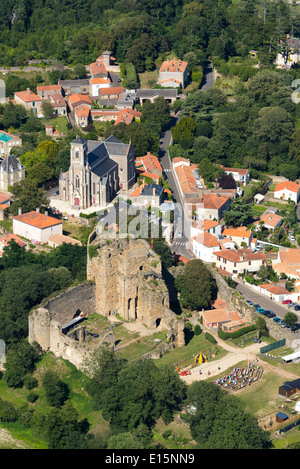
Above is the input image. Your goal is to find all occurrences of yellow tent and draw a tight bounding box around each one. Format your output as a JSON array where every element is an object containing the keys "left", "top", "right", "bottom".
[{"left": 194, "top": 352, "right": 207, "bottom": 364}]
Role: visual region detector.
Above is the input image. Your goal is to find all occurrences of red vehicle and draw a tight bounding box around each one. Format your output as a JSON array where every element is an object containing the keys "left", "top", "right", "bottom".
[{"left": 282, "top": 300, "right": 292, "bottom": 304}]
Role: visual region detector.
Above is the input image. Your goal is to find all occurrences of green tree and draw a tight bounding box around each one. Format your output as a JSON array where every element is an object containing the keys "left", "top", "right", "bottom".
[
  {"left": 3, "top": 340, "right": 39, "bottom": 388},
  {"left": 283, "top": 312, "right": 298, "bottom": 329},
  {"left": 175, "top": 259, "right": 217, "bottom": 310},
  {"left": 42, "top": 370, "right": 69, "bottom": 407},
  {"left": 9, "top": 178, "right": 50, "bottom": 215}
]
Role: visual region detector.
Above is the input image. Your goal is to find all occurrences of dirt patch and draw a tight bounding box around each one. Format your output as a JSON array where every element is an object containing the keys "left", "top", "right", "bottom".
[{"left": 0, "top": 428, "right": 29, "bottom": 449}]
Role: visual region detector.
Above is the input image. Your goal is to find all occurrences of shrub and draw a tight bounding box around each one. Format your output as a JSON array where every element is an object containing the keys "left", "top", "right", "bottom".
[
  {"left": 0, "top": 398, "right": 18, "bottom": 422},
  {"left": 24, "top": 374, "right": 38, "bottom": 390},
  {"left": 194, "top": 324, "right": 202, "bottom": 335},
  {"left": 204, "top": 332, "right": 217, "bottom": 344},
  {"left": 27, "top": 392, "right": 38, "bottom": 403}
]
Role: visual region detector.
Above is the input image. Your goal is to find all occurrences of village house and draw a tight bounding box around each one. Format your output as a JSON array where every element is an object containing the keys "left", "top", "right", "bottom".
[
  {"left": 273, "top": 180, "right": 300, "bottom": 204},
  {"left": 91, "top": 109, "right": 120, "bottom": 122},
  {"left": 192, "top": 231, "right": 221, "bottom": 262},
  {"left": 158, "top": 58, "right": 188, "bottom": 88},
  {"left": 191, "top": 219, "right": 222, "bottom": 238},
  {"left": 200, "top": 308, "right": 246, "bottom": 333},
  {"left": 68, "top": 93, "right": 92, "bottom": 112},
  {"left": 48, "top": 93, "right": 67, "bottom": 116},
  {"left": 187, "top": 194, "right": 231, "bottom": 222},
  {"left": 0, "top": 155, "right": 25, "bottom": 192},
  {"left": 272, "top": 248, "right": 300, "bottom": 280},
  {"left": 135, "top": 152, "right": 163, "bottom": 182},
  {"left": 14, "top": 88, "right": 43, "bottom": 117},
  {"left": 114, "top": 108, "right": 142, "bottom": 126},
  {"left": 36, "top": 85, "right": 62, "bottom": 100},
  {"left": 98, "top": 86, "right": 124, "bottom": 106},
  {"left": 172, "top": 157, "right": 201, "bottom": 201},
  {"left": 219, "top": 165, "right": 250, "bottom": 186},
  {"left": 275, "top": 35, "right": 300, "bottom": 68},
  {"left": 253, "top": 211, "right": 283, "bottom": 231},
  {"left": 222, "top": 226, "right": 256, "bottom": 248},
  {"left": 136, "top": 88, "right": 178, "bottom": 105},
  {"left": 0, "top": 131, "right": 22, "bottom": 156},
  {"left": 0, "top": 233, "right": 27, "bottom": 253},
  {"left": 214, "top": 248, "right": 266, "bottom": 277},
  {"left": 129, "top": 181, "right": 164, "bottom": 208},
  {"left": 58, "top": 79, "right": 91, "bottom": 96},
  {"left": 90, "top": 77, "right": 111, "bottom": 98},
  {"left": 74, "top": 105, "right": 91, "bottom": 128},
  {"left": 59, "top": 135, "right": 135, "bottom": 209},
  {"left": 12, "top": 209, "right": 63, "bottom": 244},
  {"left": 47, "top": 233, "right": 82, "bottom": 248}
]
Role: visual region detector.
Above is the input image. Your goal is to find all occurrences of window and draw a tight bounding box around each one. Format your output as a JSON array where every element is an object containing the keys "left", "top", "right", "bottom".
[
  {"left": 75, "top": 174, "right": 80, "bottom": 189},
  {"left": 75, "top": 148, "right": 79, "bottom": 159},
  {"left": 248, "top": 261, "right": 251, "bottom": 266}
]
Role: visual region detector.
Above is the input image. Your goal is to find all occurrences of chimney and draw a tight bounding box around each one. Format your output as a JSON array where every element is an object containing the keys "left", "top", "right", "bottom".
[
  {"left": 36, "top": 207, "right": 40, "bottom": 213},
  {"left": 153, "top": 187, "right": 156, "bottom": 196},
  {"left": 45, "top": 211, "right": 48, "bottom": 216},
  {"left": 18, "top": 207, "right": 22, "bottom": 215},
  {"left": 26, "top": 88, "right": 31, "bottom": 93}
]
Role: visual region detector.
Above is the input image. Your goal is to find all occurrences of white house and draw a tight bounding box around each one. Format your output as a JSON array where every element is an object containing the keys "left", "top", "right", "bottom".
[
  {"left": 222, "top": 226, "right": 256, "bottom": 248},
  {"left": 12, "top": 210, "right": 63, "bottom": 244},
  {"left": 220, "top": 166, "right": 250, "bottom": 186},
  {"left": 191, "top": 219, "right": 222, "bottom": 238},
  {"left": 192, "top": 232, "right": 221, "bottom": 262},
  {"left": 213, "top": 248, "right": 266, "bottom": 277},
  {"left": 274, "top": 181, "right": 300, "bottom": 204}
]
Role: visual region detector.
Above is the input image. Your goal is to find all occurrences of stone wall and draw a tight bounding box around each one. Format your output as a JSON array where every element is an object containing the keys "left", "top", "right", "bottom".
[{"left": 29, "top": 282, "right": 98, "bottom": 369}]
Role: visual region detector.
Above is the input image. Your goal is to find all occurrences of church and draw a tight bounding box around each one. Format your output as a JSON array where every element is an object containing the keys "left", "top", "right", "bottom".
[{"left": 59, "top": 135, "right": 136, "bottom": 209}]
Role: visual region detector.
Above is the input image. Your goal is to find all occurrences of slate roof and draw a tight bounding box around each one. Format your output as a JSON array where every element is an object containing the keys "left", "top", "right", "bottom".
[{"left": 0, "top": 155, "right": 24, "bottom": 172}]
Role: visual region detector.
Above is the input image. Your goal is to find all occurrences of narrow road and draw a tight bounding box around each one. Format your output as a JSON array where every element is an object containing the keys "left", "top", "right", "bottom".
[{"left": 158, "top": 60, "right": 216, "bottom": 258}]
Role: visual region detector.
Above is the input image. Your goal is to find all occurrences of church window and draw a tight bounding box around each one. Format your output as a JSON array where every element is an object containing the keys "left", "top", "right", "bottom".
[
  {"left": 75, "top": 174, "right": 80, "bottom": 188},
  {"left": 75, "top": 148, "right": 79, "bottom": 159}
]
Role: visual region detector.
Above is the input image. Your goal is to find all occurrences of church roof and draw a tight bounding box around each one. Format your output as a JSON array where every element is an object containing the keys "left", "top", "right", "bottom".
[{"left": 71, "top": 136, "right": 87, "bottom": 145}]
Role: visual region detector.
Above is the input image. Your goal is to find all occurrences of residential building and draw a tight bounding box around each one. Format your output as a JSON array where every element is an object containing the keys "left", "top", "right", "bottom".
[
  {"left": 253, "top": 211, "right": 283, "bottom": 231},
  {"left": 68, "top": 94, "right": 92, "bottom": 112},
  {"left": 192, "top": 231, "right": 221, "bottom": 262},
  {"left": 272, "top": 248, "right": 300, "bottom": 280},
  {"left": 200, "top": 308, "right": 246, "bottom": 332},
  {"left": 47, "top": 233, "right": 82, "bottom": 248},
  {"left": 129, "top": 181, "right": 164, "bottom": 207},
  {"left": 214, "top": 248, "right": 266, "bottom": 277},
  {"left": 191, "top": 219, "right": 222, "bottom": 238},
  {"left": 48, "top": 93, "right": 67, "bottom": 116},
  {"left": 58, "top": 79, "right": 91, "bottom": 96},
  {"left": 274, "top": 180, "right": 300, "bottom": 204},
  {"left": 276, "top": 35, "right": 300, "bottom": 68},
  {"left": 98, "top": 86, "right": 124, "bottom": 105},
  {"left": 219, "top": 166, "right": 250, "bottom": 186},
  {"left": 172, "top": 157, "right": 200, "bottom": 201},
  {"left": 0, "top": 155, "right": 25, "bottom": 192},
  {"left": 222, "top": 226, "right": 255, "bottom": 248},
  {"left": 136, "top": 88, "right": 178, "bottom": 105},
  {"left": 91, "top": 77, "right": 111, "bottom": 97},
  {"left": 13, "top": 210, "right": 63, "bottom": 244},
  {"left": 158, "top": 59, "right": 188, "bottom": 88},
  {"left": 258, "top": 282, "right": 294, "bottom": 302},
  {"left": 74, "top": 105, "right": 91, "bottom": 128},
  {"left": 14, "top": 88, "right": 43, "bottom": 117},
  {"left": 0, "top": 131, "right": 22, "bottom": 156},
  {"left": 91, "top": 109, "right": 120, "bottom": 122},
  {"left": 135, "top": 152, "right": 163, "bottom": 180},
  {"left": 114, "top": 108, "right": 142, "bottom": 126},
  {"left": 187, "top": 194, "right": 231, "bottom": 222},
  {"left": 37, "top": 85, "right": 62, "bottom": 100},
  {"left": 0, "top": 233, "right": 27, "bottom": 252},
  {"left": 59, "top": 135, "right": 135, "bottom": 209}
]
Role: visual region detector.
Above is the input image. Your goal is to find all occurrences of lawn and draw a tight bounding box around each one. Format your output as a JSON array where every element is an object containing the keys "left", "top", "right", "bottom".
[
  {"left": 42, "top": 116, "right": 69, "bottom": 133},
  {"left": 155, "top": 332, "right": 228, "bottom": 370},
  {"left": 138, "top": 70, "right": 159, "bottom": 89}
]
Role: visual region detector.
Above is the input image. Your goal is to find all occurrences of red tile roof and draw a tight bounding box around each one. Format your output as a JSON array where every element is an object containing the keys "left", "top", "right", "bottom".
[
  {"left": 13, "top": 211, "right": 62, "bottom": 229},
  {"left": 275, "top": 181, "right": 300, "bottom": 194},
  {"left": 160, "top": 59, "right": 188, "bottom": 73},
  {"left": 14, "top": 89, "right": 42, "bottom": 103}
]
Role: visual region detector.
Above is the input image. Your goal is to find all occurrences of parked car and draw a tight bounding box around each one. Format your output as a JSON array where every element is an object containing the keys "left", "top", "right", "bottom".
[
  {"left": 246, "top": 300, "right": 254, "bottom": 305},
  {"left": 280, "top": 321, "right": 287, "bottom": 328},
  {"left": 264, "top": 310, "right": 276, "bottom": 318},
  {"left": 253, "top": 304, "right": 260, "bottom": 308},
  {"left": 282, "top": 300, "right": 292, "bottom": 304},
  {"left": 256, "top": 308, "right": 266, "bottom": 313},
  {"left": 294, "top": 306, "right": 300, "bottom": 311},
  {"left": 273, "top": 317, "right": 281, "bottom": 323}
]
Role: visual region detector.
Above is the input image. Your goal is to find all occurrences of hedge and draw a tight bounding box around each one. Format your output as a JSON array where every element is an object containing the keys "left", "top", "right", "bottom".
[
  {"left": 218, "top": 324, "right": 256, "bottom": 341},
  {"left": 204, "top": 332, "right": 217, "bottom": 344}
]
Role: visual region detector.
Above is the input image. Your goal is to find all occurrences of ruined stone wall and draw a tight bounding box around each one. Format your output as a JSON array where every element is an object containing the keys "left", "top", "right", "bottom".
[
  {"left": 29, "top": 283, "right": 98, "bottom": 369},
  {"left": 87, "top": 237, "right": 170, "bottom": 328}
]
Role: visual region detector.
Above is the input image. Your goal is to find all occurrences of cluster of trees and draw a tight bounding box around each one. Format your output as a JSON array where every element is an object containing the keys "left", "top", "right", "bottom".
[
  {"left": 0, "top": 240, "right": 87, "bottom": 346},
  {"left": 0, "top": 0, "right": 299, "bottom": 73},
  {"left": 173, "top": 69, "right": 300, "bottom": 180}
]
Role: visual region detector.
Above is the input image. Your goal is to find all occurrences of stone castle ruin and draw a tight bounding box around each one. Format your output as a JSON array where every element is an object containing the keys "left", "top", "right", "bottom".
[{"left": 29, "top": 233, "right": 185, "bottom": 369}]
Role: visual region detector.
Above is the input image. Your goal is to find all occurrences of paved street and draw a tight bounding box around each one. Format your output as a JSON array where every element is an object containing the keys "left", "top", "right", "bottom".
[{"left": 158, "top": 61, "right": 216, "bottom": 259}]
